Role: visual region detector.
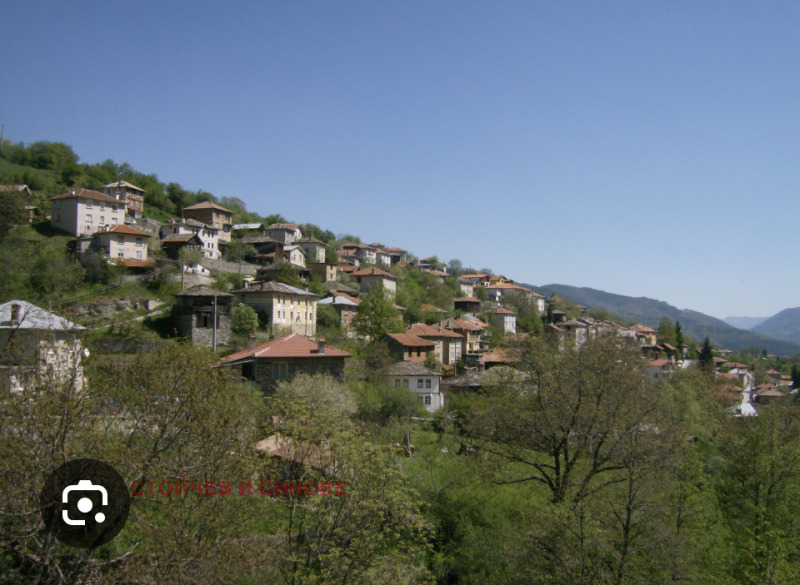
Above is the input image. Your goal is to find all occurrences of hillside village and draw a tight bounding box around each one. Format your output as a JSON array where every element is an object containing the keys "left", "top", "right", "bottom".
[
  {"left": 5, "top": 145, "right": 800, "bottom": 584},
  {"left": 3, "top": 177, "right": 797, "bottom": 414}
]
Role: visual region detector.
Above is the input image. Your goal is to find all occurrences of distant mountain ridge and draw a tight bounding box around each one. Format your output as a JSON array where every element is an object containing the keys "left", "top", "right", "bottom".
[
  {"left": 752, "top": 307, "right": 800, "bottom": 345},
  {"left": 523, "top": 283, "right": 800, "bottom": 355},
  {"left": 724, "top": 316, "right": 768, "bottom": 330}
]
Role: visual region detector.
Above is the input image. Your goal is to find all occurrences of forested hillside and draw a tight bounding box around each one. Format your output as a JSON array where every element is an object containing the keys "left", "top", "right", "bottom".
[{"left": 534, "top": 283, "right": 800, "bottom": 355}]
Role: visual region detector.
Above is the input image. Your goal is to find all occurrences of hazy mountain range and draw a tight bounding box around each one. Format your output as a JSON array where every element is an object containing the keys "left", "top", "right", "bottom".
[{"left": 524, "top": 283, "right": 800, "bottom": 356}]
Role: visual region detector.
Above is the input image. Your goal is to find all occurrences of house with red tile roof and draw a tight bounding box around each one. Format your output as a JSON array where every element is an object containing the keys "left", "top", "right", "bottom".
[
  {"left": 383, "top": 332, "right": 436, "bottom": 363},
  {"left": 216, "top": 333, "right": 350, "bottom": 393},
  {"left": 487, "top": 306, "right": 517, "bottom": 334},
  {"left": 50, "top": 189, "right": 126, "bottom": 236},
  {"left": 439, "top": 318, "right": 485, "bottom": 356},
  {"left": 406, "top": 323, "right": 464, "bottom": 365},
  {"left": 182, "top": 201, "right": 234, "bottom": 241},
  {"left": 92, "top": 224, "right": 152, "bottom": 265}
]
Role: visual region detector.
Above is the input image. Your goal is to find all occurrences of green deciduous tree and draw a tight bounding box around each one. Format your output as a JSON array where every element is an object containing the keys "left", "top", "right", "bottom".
[
  {"left": 352, "top": 285, "right": 404, "bottom": 340},
  {"left": 232, "top": 303, "right": 258, "bottom": 335}
]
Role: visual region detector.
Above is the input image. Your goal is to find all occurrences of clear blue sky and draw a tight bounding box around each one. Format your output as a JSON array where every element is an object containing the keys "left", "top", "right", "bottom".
[{"left": 3, "top": 1, "right": 798, "bottom": 319}]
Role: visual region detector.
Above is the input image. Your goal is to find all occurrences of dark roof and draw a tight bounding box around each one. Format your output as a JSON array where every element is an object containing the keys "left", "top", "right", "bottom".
[
  {"left": 235, "top": 281, "right": 318, "bottom": 297},
  {"left": 176, "top": 285, "right": 233, "bottom": 297},
  {"left": 386, "top": 362, "right": 441, "bottom": 377}
]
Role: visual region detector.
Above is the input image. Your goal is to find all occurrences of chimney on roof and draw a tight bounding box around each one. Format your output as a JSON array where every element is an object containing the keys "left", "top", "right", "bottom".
[
  {"left": 318, "top": 337, "right": 326, "bottom": 354},
  {"left": 10, "top": 303, "right": 20, "bottom": 325},
  {"left": 249, "top": 333, "right": 256, "bottom": 350}
]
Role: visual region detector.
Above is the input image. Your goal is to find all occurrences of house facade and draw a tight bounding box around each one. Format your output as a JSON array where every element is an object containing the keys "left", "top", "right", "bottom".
[
  {"left": 174, "top": 286, "right": 233, "bottom": 348},
  {"left": 406, "top": 323, "right": 463, "bottom": 365},
  {"left": 487, "top": 307, "right": 517, "bottom": 334},
  {"left": 50, "top": 190, "right": 125, "bottom": 237},
  {"left": 160, "top": 218, "right": 221, "bottom": 259},
  {"left": 0, "top": 300, "right": 86, "bottom": 393},
  {"left": 384, "top": 332, "right": 435, "bottom": 363},
  {"left": 216, "top": 334, "right": 350, "bottom": 394},
  {"left": 234, "top": 281, "right": 319, "bottom": 336},
  {"left": 103, "top": 180, "right": 145, "bottom": 218},
  {"left": 352, "top": 267, "right": 397, "bottom": 297},
  {"left": 92, "top": 224, "right": 151, "bottom": 264},
  {"left": 385, "top": 361, "right": 444, "bottom": 412},
  {"left": 266, "top": 223, "right": 303, "bottom": 245},
  {"left": 297, "top": 238, "right": 327, "bottom": 264},
  {"left": 318, "top": 293, "right": 360, "bottom": 329},
  {"left": 182, "top": 201, "right": 234, "bottom": 241}
]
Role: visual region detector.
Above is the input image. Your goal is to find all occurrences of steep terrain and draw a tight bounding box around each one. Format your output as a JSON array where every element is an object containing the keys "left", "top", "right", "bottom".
[{"left": 752, "top": 307, "right": 800, "bottom": 345}]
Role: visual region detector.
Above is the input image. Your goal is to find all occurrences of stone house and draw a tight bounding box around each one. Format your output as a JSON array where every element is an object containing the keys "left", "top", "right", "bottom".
[
  {"left": 50, "top": 189, "right": 125, "bottom": 237},
  {"left": 454, "top": 297, "right": 481, "bottom": 315},
  {"left": 182, "top": 201, "right": 234, "bottom": 242},
  {"left": 352, "top": 267, "right": 397, "bottom": 297},
  {"left": 297, "top": 237, "right": 327, "bottom": 264},
  {"left": 0, "top": 300, "right": 86, "bottom": 393},
  {"left": 439, "top": 318, "right": 485, "bottom": 356},
  {"left": 266, "top": 223, "right": 303, "bottom": 245},
  {"left": 216, "top": 334, "right": 350, "bottom": 394},
  {"left": 174, "top": 286, "right": 233, "bottom": 348},
  {"left": 487, "top": 306, "right": 517, "bottom": 334}
]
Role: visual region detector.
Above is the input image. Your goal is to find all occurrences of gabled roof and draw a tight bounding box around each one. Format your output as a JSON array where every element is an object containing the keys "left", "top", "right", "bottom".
[
  {"left": 488, "top": 306, "right": 516, "bottom": 315},
  {"left": 439, "top": 318, "right": 483, "bottom": 332},
  {"left": 233, "top": 223, "right": 264, "bottom": 230},
  {"left": 179, "top": 218, "right": 218, "bottom": 230},
  {"left": 384, "top": 332, "right": 436, "bottom": 348},
  {"left": 419, "top": 304, "right": 446, "bottom": 313},
  {"left": 176, "top": 285, "right": 233, "bottom": 297},
  {"left": 267, "top": 223, "right": 301, "bottom": 231},
  {"left": 235, "top": 281, "right": 318, "bottom": 298},
  {"left": 93, "top": 224, "right": 150, "bottom": 237},
  {"left": 318, "top": 294, "right": 359, "bottom": 307},
  {"left": 104, "top": 180, "right": 144, "bottom": 192},
  {"left": 387, "top": 247, "right": 407, "bottom": 253},
  {"left": 218, "top": 334, "right": 350, "bottom": 365},
  {"left": 454, "top": 297, "right": 480, "bottom": 303},
  {"left": 162, "top": 233, "right": 202, "bottom": 243},
  {"left": 297, "top": 237, "right": 327, "bottom": 246},
  {"left": 0, "top": 300, "right": 84, "bottom": 330},
  {"left": 646, "top": 359, "right": 671, "bottom": 368},
  {"left": 407, "top": 323, "right": 463, "bottom": 339},
  {"left": 352, "top": 267, "right": 395, "bottom": 278},
  {"left": 183, "top": 201, "right": 233, "bottom": 213},
  {"left": 386, "top": 361, "right": 441, "bottom": 377},
  {"left": 50, "top": 189, "right": 120, "bottom": 204}
]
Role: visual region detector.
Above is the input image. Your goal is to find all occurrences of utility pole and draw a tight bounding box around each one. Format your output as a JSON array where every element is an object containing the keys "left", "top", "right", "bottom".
[{"left": 212, "top": 294, "right": 217, "bottom": 352}]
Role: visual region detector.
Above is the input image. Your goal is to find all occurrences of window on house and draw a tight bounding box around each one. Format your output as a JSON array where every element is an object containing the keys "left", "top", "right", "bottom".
[
  {"left": 273, "top": 362, "right": 289, "bottom": 381},
  {"left": 86, "top": 201, "right": 93, "bottom": 208},
  {"left": 86, "top": 214, "right": 93, "bottom": 222},
  {"left": 196, "top": 313, "right": 211, "bottom": 328},
  {"left": 424, "top": 395, "right": 432, "bottom": 406},
  {"left": 136, "top": 251, "right": 143, "bottom": 259},
  {"left": 111, "top": 217, "right": 118, "bottom": 224},
  {"left": 395, "top": 379, "right": 403, "bottom": 387},
  {"left": 417, "top": 379, "right": 424, "bottom": 389},
  {"left": 117, "top": 250, "right": 124, "bottom": 258},
  {"left": 426, "top": 379, "right": 432, "bottom": 388},
  {"left": 100, "top": 216, "right": 105, "bottom": 224}
]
